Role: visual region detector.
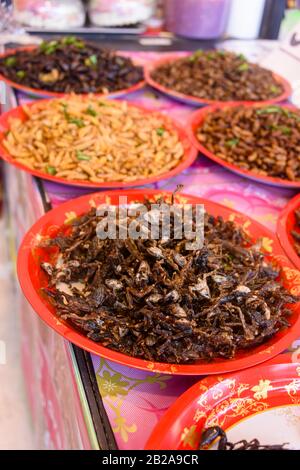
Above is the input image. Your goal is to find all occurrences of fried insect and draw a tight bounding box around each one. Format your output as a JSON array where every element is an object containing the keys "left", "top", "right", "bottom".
[{"left": 199, "top": 426, "right": 289, "bottom": 450}]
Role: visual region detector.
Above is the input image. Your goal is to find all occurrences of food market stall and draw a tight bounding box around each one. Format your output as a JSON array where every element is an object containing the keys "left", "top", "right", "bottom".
[{"left": 1, "top": 6, "right": 300, "bottom": 452}]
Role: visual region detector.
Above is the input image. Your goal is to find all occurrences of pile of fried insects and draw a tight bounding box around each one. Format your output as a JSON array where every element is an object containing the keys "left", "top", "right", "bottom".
[{"left": 40, "top": 195, "right": 297, "bottom": 364}]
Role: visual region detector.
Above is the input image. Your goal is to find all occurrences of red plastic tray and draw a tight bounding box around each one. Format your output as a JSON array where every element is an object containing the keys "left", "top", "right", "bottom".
[
  {"left": 146, "top": 354, "right": 300, "bottom": 450},
  {"left": 0, "top": 98, "right": 197, "bottom": 188},
  {"left": 17, "top": 189, "right": 300, "bottom": 375},
  {"left": 277, "top": 192, "right": 300, "bottom": 270},
  {"left": 144, "top": 54, "right": 292, "bottom": 107},
  {"left": 0, "top": 46, "right": 145, "bottom": 99},
  {"left": 188, "top": 103, "right": 300, "bottom": 189}
]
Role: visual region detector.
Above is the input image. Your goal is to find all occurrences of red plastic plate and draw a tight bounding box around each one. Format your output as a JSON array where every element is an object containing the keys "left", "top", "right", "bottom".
[
  {"left": 0, "top": 46, "right": 145, "bottom": 99},
  {"left": 188, "top": 103, "right": 300, "bottom": 189},
  {"left": 144, "top": 54, "right": 292, "bottom": 107},
  {"left": 146, "top": 355, "right": 300, "bottom": 450},
  {"left": 0, "top": 98, "right": 197, "bottom": 188},
  {"left": 17, "top": 189, "right": 300, "bottom": 375},
  {"left": 277, "top": 193, "right": 300, "bottom": 270}
]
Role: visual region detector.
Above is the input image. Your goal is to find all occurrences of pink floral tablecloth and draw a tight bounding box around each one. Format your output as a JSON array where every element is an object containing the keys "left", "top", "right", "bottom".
[{"left": 18, "top": 51, "right": 299, "bottom": 450}]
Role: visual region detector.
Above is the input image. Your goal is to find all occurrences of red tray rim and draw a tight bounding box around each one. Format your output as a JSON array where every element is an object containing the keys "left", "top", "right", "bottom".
[
  {"left": 277, "top": 192, "right": 300, "bottom": 270},
  {"left": 187, "top": 102, "right": 300, "bottom": 189},
  {"left": 17, "top": 189, "right": 300, "bottom": 375},
  {"left": 0, "top": 97, "right": 198, "bottom": 188},
  {"left": 144, "top": 53, "right": 292, "bottom": 107},
  {"left": 0, "top": 46, "right": 146, "bottom": 99}
]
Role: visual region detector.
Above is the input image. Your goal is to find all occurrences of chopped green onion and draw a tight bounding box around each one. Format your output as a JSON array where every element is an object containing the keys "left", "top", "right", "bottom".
[
  {"left": 225, "top": 138, "right": 239, "bottom": 147},
  {"left": 74, "top": 40, "right": 85, "bottom": 49},
  {"left": 270, "top": 85, "right": 280, "bottom": 94},
  {"left": 39, "top": 41, "right": 48, "bottom": 51},
  {"left": 237, "top": 53, "right": 246, "bottom": 61},
  {"left": 277, "top": 126, "right": 291, "bottom": 135},
  {"left": 61, "top": 103, "right": 69, "bottom": 120},
  {"left": 61, "top": 103, "right": 85, "bottom": 127},
  {"left": 61, "top": 36, "right": 77, "bottom": 45},
  {"left": 45, "top": 165, "right": 57, "bottom": 175},
  {"left": 237, "top": 63, "right": 249, "bottom": 72},
  {"left": 16, "top": 70, "right": 25, "bottom": 78},
  {"left": 206, "top": 53, "right": 215, "bottom": 60},
  {"left": 85, "top": 55, "right": 97, "bottom": 67},
  {"left": 86, "top": 106, "right": 97, "bottom": 117},
  {"left": 40, "top": 40, "right": 59, "bottom": 55},
  {"left": 256, "top": 106, "right": 282, "bottom": 115},
  {"left": 69, "top": 118, "right": 85, "bottom": 128},
  {"left": 61, "top": 36, "right": 84, "bottom": 48},
  {"left": 5, "top": 56, "right": 16, "bottom": 67},
  {"left": 189, "top": 50, "right": 203, "bottom": 61},
  {"left": 89, "top": 54, "right": 97, "bottom": 65},
  {"left": 156, "top": 127, "right": 165, "bottom": 136},
  {"left": 285, "top": 110, "right": 300, "bottom": 122},
  {"left": 76, "top": 150, "right": 90, "bottom": 161}
]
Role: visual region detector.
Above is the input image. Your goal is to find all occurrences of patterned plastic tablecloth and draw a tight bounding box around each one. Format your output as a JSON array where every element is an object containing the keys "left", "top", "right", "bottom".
[{"left": 18, "top": 51, "right": 300, "bottom": 449}]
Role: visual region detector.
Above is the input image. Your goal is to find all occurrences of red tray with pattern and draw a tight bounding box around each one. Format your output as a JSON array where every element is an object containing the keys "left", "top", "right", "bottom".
[
  {"left": 17, "top": 189, "right": 300, "bottom": 375},
  {"left": 146, "top": 354, "right": 300, "bottom": 449}
]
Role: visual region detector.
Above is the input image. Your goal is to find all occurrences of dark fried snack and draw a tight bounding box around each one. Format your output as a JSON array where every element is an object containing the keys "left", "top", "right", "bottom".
[
  {"left": 199, "top": 426, "right": 289, "bottom": 450},
  {"left": 151, "top": 50, "right": 284, "bottom": 102},
  {"left": 0, "top": 36, "right": 143, "bottom": 94},
  {"left": 196, "top": 105, "right": 300, "bottom": 182},
  {"left": 40, "top": 200, "right": 296, "bottom": 364}
]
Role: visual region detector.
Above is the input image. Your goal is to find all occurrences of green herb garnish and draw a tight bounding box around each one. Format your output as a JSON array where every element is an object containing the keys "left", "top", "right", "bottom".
[
  {"left": 156, "top": 127, "right": 165, "bottom": 136},
  {"left": 61, "top": 103, "right": 69, "bottom": 120},
  {"left": 237, "top": 63, "right": 249, "bottom": 72},
  {"left": 69, "top": 118, "right": 85, "bottom": 128},
  {"left": 16, "top": 70, "right": 25, "bottom": 78},
  {"left": 62, "top": 36, "right": 76, "bottom": 44},
  {"left": 189, "top": 50, "right": 203, "bottom": 62},
  {"left": 61, "top": 36, "right": 84, "bottom": 48},
  {"left": 86, "top": 105, "right": 97, "bottom": 117},
  {"left": 89, "top": 54, "right": 97, "bottom": 65},
  {"left": 274, "top": 126, "right": 292, "bottom": 135},
  {"left": 237, "top": 53, "right": 246, "bottom": 61},
  {"left": 256, "top": 106, "right": 282, "bottom": 115},
  {"left": 45, "top": 165, "right": 57, "bottom": 175},
  {"left": 85, "top": 55, "right": 97, "bottom": 67},
  {"left": 256, "top": 106, "right": 282, "bottom": 114},
  {"left": 206, "top": 52, "right": 215, "bottom": 60},
  {"left": 76, "top": 150, "right": 90, "bottom": 161},
  {"left": 226, "top": 138, "right": 239, "bottom": 147},
  {"left": 5, "top": 56, "right": 17, "bottom": 67},
  {"left": 61, "top": 103, "right": 85, "bottom": 127},
  {"left": 270, "top": 85, "right": 280, "bottom": 94},
  {"left": 40, "top": 40, "right": 59, "bottom": 55}
]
